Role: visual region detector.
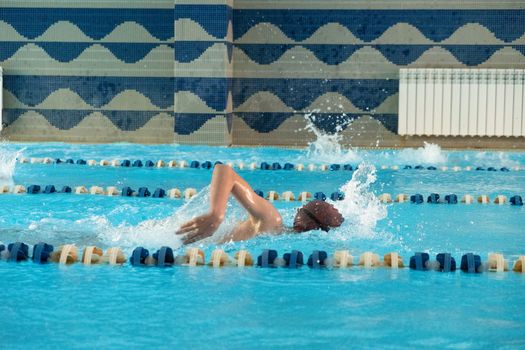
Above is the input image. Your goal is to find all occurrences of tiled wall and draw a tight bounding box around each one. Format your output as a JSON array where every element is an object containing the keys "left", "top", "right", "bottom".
[{"left": 1, "top": 1, "right": 525, "bottom": 146}]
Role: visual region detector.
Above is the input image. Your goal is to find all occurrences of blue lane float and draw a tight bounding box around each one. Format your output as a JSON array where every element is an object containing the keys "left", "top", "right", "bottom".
[
  {"left": 32, "top": 243, "right": 54, "bottom": 263},
  {"left": 314, "top": 192, "right": 326, "bottom": 201},
  {"left": 121, "top": 186, "right": 134, "bottom": 197},
  {"left": 510, "top": 195, "right": 523, "bottom": 206},
  {"left": 153, "top": 188, "right": 166, "bottom": 198},
  {"left": 257, "top": 249, "right": 278, "bottom": 268},
  {"left": 138, "top": 187, "right": 150, "bottom": 197},
  {"left": 153, "top": 246, "right": 175, "bottom": 267},
  {"left": 44, "top": 185, "right": 56, "bottom": 194},
  {"left": 283, "top": 250, "right": 304, "bottom": 268},
  {"left": 436, "top": 253, "right": 456, "bottom": 272},
  {"left": 409, "top": 252, "right": 429, "bottom": 270},
  {"left": 130, "top": 247, "right": 150, "bottom": 266},
  {"left": 461, "top": 253, "right": 482, "bottom": 273},
  {"left": 410, "top": 194, "right": 424, "bottom": 204},
  {"left": 427, "top": 193, "right": 440, "bottom": 203},
  {"left": 307, "top": 250, "right": 329, "bottom": 268},
  {"left": 27, "top": 185, "right": 41, "bottom": 194},
  {"left": 260, "top": 162, "right": 270, "bottom": 170},
  {"left": 330, "top": 191, "right": 345, "bottom": 201},
  {"left": 8, "top": 242, "right": 29, "bottom": 262},
  {"left": 444, "top": 194, "right": 458, "bottom": 204}
]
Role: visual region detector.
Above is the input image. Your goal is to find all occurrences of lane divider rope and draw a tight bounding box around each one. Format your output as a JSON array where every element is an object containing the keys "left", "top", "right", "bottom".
[
  {"left": 19, "top": 158, "right": 522, "bottom": 172},
  {"left": 1, "top": 242, "right": 523, "bottom": 273},
  {"left": 1, "top": 185, "right": 523, "bottom": 206}
]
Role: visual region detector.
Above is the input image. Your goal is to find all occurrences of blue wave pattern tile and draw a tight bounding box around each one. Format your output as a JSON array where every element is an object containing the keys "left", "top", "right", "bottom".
[
  {"left": 3, "top": 76, "right": 174, "bottom": 109},
  {"left": 234, "top": 44, "right": 525, "bottom": 66},
  {"left": 3, "top": 109, "right": 167, "bottom": 131},
  {"left": 175, "top": 78, "right": 231, "bottom": 112},
  {"left": 232, "top": 79, "right": 398, "bottom": 112},
  {"left": 0, "top": 8, "right": 172, "bottom": 40},
  {"left": 0, "top": 5, "right": 174, "bottom": 140},
  {"left": 174, "top": 41, "right": 233, "bottom": 63},
  {"left": 174, "top": 5, "right": 231, "bottom": 39},
  {"left": 175, "top": 113, "right": 233, "bottom": 135},
  {"left": 0, "top": 42, "right": 174, "bottom": 63},
  {"left": 236, "top": 113, "right": 398, "bottom": 134}
]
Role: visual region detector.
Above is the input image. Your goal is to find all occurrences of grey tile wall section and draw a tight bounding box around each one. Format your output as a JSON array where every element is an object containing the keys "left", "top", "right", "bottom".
[{"left": 1, "top": 0, "right": 524, "bottom": 148}]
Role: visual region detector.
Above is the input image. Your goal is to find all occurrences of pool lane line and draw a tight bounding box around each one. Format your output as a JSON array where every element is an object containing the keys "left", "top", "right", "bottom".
[
  {"left": 18, "top": 158, "right": 522, "bottom": 172},
  {"left": 2, "top": 243, "right": 524, "bottom": 273},
  {"left": 1, "top": 185, "right": 523, "bottom": 205}
]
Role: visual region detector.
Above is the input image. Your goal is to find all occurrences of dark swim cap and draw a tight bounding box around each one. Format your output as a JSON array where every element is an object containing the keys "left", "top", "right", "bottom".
[{"left": 293, "top": 200, "right": 344, "bottom": 233}]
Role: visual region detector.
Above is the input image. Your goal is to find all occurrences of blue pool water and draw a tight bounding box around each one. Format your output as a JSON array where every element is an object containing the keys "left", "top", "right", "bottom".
[{"left": 1, "top": 142, "right": 524, "bottom": 349}]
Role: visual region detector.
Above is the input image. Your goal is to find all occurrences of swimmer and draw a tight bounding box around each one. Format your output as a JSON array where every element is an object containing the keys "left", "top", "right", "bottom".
[{"left": 176, "top": 164, "right": 344, "bottom": 244}]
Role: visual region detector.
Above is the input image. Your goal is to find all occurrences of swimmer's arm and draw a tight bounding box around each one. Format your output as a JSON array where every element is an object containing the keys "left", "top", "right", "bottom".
[{"left": 177, "top": 164, "right": 279, "bottom": 244}]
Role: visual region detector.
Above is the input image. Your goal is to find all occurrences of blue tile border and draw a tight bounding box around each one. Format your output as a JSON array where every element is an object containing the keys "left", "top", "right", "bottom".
[
  {"left": 236, "top": 112, "right": 398, "bottom": 134},
  {"left": 2, "top": 109, "right": 170, "bottom": 131},
  {"left": 174, "top": 113, "right": 232, "bottom": 135},
  {"left": 234, "top": 44, "right": 524, "bottom": 66},
  {"left": 232, "top": 78, "right": 398, "bottom": 112},
  {"left": 174, "top": 4, "right": 232, "bottom": 39}
]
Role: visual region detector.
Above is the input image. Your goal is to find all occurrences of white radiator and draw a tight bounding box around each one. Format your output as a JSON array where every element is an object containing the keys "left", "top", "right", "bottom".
[{"left": 398, "top": 68, "right": 525, "bottom": 137}]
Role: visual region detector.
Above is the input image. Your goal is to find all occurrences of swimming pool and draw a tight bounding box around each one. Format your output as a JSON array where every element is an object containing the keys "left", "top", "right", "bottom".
[{"left": 1, "top": 141, "right": 524, "bottom": 349}]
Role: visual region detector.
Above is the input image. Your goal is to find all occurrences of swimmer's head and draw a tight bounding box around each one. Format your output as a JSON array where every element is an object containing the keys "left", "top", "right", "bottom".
[{"left": 293, "top": 200, "right": 344, "bottom": 233}]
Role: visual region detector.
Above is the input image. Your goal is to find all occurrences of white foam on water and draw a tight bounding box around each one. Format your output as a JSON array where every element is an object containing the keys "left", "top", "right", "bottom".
[
  {"left": 470, "top": 151, "right": 521, "bottom": 168},
  {"left": 95, "top": 186, "right": 246, "bottom": 252},
  {"left": 0, "top": 141, "right": 24, "bottom": 188},
  {"left": 397, "top": 142, "right": 447, "bottom": 165},
  {"left": 301, "top": 111, "right": 361, "bottom": 164},
  {"left": 331, "top": 162, "right": 388, "bottom": 240}
]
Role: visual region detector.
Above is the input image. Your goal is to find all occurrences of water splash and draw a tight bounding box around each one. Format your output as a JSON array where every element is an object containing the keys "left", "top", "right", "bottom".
[
  {"left": 397, "top": 142, "right": 447, "bottom": 165},
  {"left": 302, "top": 111, "right": 361, "bottom": 164},
  {"left": 332, "top": 162, "right": 388, "bottom": 238},
  {"left": 0, "top": 141, "right": 24, "bottom": 187},
  {"left": 96, "top": 186, "right": 246, "bottom": 252},
  {"left": 470, "top": 151, "right": 521, "bottom": 168}
]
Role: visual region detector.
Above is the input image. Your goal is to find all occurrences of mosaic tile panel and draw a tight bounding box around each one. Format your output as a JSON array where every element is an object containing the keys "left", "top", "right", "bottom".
[
  {"left": 1, "top": 2, "right": 175, "bottom": 143},
  {"left": 1, "top": 1, "right": 524, "bottom": 146}
]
